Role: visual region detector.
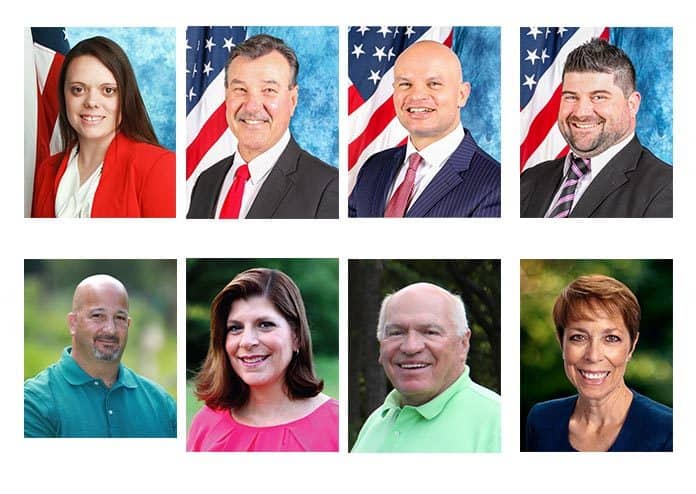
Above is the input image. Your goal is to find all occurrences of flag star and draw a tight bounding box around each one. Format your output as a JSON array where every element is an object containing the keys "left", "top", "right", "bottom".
[
  {"left": 377, "top": 26, "right": 392, "bottom": 38},
  {"left": 368, "top": 69, "right": 381, "bottom": 85},
  {"left": 525, "top": 49, "right": 540, "bottom": 65},
  {"left": 191, "top": 64, "right": 198, "bottom": 78},
  {"left": 393, "top": 27, "right": 399, "bottom": 37},
  {"left": 545, "top": 27, "right": 552, "bottom": 38},
  {"left": 557, "top": 27, "right": 568, "bottom": 37},
  {"left": 186, "top": 38, "right": 192, "bottom": 50},
  {"left": 527, "top": 27, "right": 542, "bottom": 40},
  {"left": 373, "top": 46, "right": 387, "bottom": 62},
  {"left": 404, "top": 26, "right": 416, "bottom": 38},
  {"left": 387, "top": 47, "right": 396, "bottom": 61},
  {"left": 203, "top": 61, "right": 213, "bottom": 77},
  {"left": 356, "top": 26, "right": 370, "bottom": 36},
  {"left": 187, "top": 86, "right": 197, "bottom": 102},
  {"left": 352, "top": 43, "right": 365, "bottom": 59},
  {"left": 522, "top": 74, "right": 537, "bottom": 90},
  {"left": 540, "top": 48, "right": 550, "bottom": 64},
  {"left": 63, "top": 29, "right": 68, "bottom": 41},
  {"left": 223, "top": 37, "right": 236, "bottom": 52},
  {"left": 205, "top": 37, "right": 216, "bottom": 52}
]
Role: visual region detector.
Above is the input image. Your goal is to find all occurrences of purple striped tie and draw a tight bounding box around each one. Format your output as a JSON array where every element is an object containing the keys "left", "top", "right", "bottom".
[{"left": 548, "top": 156, "right": 591, "bottom": 218}]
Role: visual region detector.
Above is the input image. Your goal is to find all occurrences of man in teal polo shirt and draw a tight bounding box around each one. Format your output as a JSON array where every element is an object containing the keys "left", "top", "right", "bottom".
[
  {"left": 24, "top": 274, "right": 176, "bottom": 438},
  {"left": 352, "top": 282, "right": 500, "bottom": 452}
]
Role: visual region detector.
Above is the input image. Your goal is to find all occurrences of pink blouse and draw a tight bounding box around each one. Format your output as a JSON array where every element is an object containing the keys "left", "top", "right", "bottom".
[{"left": 187, "top": 399, "right": 339, "bottom": 452}]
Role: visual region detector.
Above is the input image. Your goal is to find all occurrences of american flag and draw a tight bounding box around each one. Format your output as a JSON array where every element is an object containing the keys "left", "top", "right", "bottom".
[
  {"left": 347, "top": 26, "right": 453, "bottom": 192},
  {"left": 520, "top": 27, "right": 608, "bottom": 172},
  {"left": 27, "top": 27, "right": 70, "bottom": 216},
  {"left": 186, "top": 26, "right": 247, "bottom": 199}
]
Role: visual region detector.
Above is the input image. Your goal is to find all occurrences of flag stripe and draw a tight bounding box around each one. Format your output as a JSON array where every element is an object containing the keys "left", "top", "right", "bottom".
[
  {"left": 348, "top": 94, "right": 396, "bottom": 170},
  {"left": 186, "top": 103, "right": 227, "bottom": 178},
  {"left": 519, "top": 84, "right": 562, "bottom": 169}
]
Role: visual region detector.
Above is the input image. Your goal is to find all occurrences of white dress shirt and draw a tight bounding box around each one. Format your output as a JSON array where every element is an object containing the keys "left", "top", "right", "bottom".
[
  {"left": 214, "top": 131, "right": 291, "bottom": 219},
  {"left": 386, "top": 126, "right": 465, "bottom": 212},
  {"left": 545, "top": 132, "right": 635, "bottom": 217},
  {"left": 54, "top": 147, "right": 103, "bottom": 218}
]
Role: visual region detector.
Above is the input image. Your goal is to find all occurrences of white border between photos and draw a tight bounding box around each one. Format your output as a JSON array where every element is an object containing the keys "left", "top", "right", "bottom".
[{"left": 7, "top": 1, "right": 693, "bottom": 493}]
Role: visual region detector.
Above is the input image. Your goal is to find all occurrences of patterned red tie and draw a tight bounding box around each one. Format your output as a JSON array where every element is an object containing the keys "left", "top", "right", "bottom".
[
  {"left": 384, "top": 153, "right": 423, "bottom": 217},
  {"left": 219, "top": 164, "right": 250, "bottom": 219}
]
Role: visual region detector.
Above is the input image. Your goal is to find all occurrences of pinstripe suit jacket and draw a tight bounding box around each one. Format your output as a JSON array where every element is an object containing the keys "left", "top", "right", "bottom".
[{"left": 348, "top": 130, "right": 500, "bottom": 217}]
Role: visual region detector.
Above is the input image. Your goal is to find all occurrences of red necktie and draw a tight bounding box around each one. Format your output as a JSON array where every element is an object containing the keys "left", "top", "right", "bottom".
[
  {"left": 219, "top": 164, "right": 250, "bottom": 219},
  {"left": 384, "top": 153, "right": 423, "bottom": 217}
]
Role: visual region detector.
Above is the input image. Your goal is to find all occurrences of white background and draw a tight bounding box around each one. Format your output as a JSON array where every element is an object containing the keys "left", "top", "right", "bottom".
[{"left": 8, "top": 1, "right": 692, "bottom": 492}]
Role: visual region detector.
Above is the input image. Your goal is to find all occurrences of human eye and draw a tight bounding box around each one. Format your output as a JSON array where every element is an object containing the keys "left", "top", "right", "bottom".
[
  {"left": 103, "top": 86, "right": 118, "bottom": 96},
  {"left": 395, "top": 81, "right": 411, "bottom": 89},
  {"left": 428, "top": 80, "right": 442, "bottom": 88},
  {"left": 605, "top": 334, "right": 622, "bottom": 343},
  {"left": 384, "top": 327, "right": 404, "bottom": 338},
  {"left": 263, "top": 86, "right": 278, "bottom": 94},
  {"left": 568, "top": 333, "right": 585, "bottom": 342},
  {"left": 70, "top": 85, "right": 85, "bottom": 96},
  {"left": 258, "top": 320, "right": 276, "bottom": 330},
  {"left": 227, "top": 324, "right": 243, "bottom": 335}
]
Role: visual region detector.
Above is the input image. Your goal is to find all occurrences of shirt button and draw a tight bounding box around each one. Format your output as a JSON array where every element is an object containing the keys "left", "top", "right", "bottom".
[
  {"left": 94, "top": 381, "right": 99, "bottom": 386},
  {"left": 108, "top": 410, "right": 113, "bottom": 415}
]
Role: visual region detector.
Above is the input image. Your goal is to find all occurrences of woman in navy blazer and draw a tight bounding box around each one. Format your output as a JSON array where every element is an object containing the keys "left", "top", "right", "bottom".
[{"left": 525, "top": 275, "right": 672, "bottom": 452}]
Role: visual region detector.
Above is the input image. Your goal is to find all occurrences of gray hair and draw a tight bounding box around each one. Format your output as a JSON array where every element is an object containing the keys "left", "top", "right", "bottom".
[
  {"left": 376, "top": 284, "right": 469, "bottom": 340},
  {"left": 224, "top": 33, "right": 299, "bottom": 89}
]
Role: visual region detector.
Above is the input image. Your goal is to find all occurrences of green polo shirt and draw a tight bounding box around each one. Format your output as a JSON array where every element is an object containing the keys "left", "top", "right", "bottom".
[
  {"left": 24, "top": 347, "right": 176, "bottom": 438},
  {"left": 352, "top": 366, "right": 500, "bottom": 452}
]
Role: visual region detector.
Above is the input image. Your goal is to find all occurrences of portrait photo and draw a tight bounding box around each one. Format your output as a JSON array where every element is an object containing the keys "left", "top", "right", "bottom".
[
  {"left": 25, "top": 27, "right": 176, "bottom": 218},
  {"left": 348, "top": 259, "right": 501, "bottom": 452},
  {"left": 347, "top": 26, "right": 500, "bottom": 218},
  {"left": 520, "top": 259, "right": 673, "bottom": 451},
  {"left": 24, "top": 259, "right": 177, "bottom": 438},
  {"left": 520, "top": 27, "right": 672, "bottom": 218},
  {"left": 186, "top": 258, "right": 338, "bottom": 451},
  {"left": 185, "top": 26, "right": 338, "bottom": 219}
]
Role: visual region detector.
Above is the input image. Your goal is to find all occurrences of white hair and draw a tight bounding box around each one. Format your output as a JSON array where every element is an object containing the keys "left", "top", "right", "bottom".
[{"left": 376, "top": 283, "right": 469, "bottom": 340}]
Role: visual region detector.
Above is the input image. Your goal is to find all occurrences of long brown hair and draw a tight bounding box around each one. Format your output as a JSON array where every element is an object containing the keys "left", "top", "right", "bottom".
[
  {"left": 195, "top": 268, "right": 324, "bottom": 410},
  {"left": 57, "top": 36, "right": 160, "bottom": 150}
]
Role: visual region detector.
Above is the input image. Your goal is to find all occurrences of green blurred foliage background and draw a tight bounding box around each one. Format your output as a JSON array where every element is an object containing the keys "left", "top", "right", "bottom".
[
  {"left": 520, "top": 259, "right": 673, "bottom": 446},
  {"left": 186, "top": 259, "right": 338, "bottom": 430},
  {"left": 349, "top": 259, "right": 500, "bottom": 449},
  {"left": 24, "top": 259, "right": 177, "bottom": 398}
]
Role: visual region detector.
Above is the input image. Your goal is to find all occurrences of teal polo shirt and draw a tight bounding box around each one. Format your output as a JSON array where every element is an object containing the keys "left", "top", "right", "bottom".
[
  {"left": 24, "top": 347, "right": 176, "bottom": 438},
  {"left": 352, "top": 366, "right": 500, "bottom": 452}
]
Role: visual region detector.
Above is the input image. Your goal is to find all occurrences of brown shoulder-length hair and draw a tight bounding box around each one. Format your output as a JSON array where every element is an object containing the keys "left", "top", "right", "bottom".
[
  {"left": 552, "top": 274, "right": 641, "bottom": 344},
  {"left": 57, "top": 36, "right": 160, "bottom": 150},
  {"left": 195, "top": 268, "right": 324, "bottom": 410}
]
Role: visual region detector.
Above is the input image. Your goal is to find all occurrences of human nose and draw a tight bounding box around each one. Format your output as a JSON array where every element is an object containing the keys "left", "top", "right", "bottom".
[
  {"left": 573, "top": 96, "right": 595, "bottom": 117},
  {"left": 400, "top": 330, "right": 424, "bottom": 354},
  {"left": 239, "top": 327, "right": 259, "bottom": 348},
  {"left": 84, "top": 89, "right": 99, "bottom": 108},
  {"left": 583, "top": 337, "right": 603, "bottom": 362}
]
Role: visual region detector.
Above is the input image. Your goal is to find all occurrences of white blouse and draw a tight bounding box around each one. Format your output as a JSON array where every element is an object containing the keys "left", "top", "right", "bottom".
[{"left": 54, "top": 148, "right": 103, "bottom": 218}]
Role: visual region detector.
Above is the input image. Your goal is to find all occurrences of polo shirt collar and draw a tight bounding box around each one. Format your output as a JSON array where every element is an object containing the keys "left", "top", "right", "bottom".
[
  {"left": 58, "top": 346, "right": 137, "bottom": 389},
  {"left": 382, "top": 366, "right": 472, "bottom": 420}
]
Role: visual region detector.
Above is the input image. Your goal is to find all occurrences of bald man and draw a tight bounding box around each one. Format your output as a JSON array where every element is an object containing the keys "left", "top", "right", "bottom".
[
  {"left": 348, "top": 41, "right": 500, "bottom": 218},
  {"left": 352, "top": 283, "right": 500, "bottom": 452},
  {"left": 24, "top": 275, "right": 176, "bottom": 438}
]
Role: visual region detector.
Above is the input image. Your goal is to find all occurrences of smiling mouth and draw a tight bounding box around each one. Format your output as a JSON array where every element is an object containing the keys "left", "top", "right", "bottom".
[
  {"left": 406, "top": 107, "right": 434, "bottom": 114},
  {"left": 239, "top": 355, "right": 270, "bottom": 366},
  {"left": 81, "top": 115, "right": 105, "bottom": 122},
  {"left": 570, "top": 120, "right": 602, "bottom": 130},
  {"left": 579, "top": 370, "right": 610, "bottom": 381},
  {"left": 398, "top": 363, "right": 430, "bottom": 370}
]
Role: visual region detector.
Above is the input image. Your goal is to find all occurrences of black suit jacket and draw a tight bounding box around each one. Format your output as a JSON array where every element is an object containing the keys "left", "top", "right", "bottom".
[
  {"left": 348, "top": 130, "right": 500, "bottom": 217},
  {"left": 520, "top": 136, "right": 672, "bottom": 218},
  {"left": 187, "top": 136, "right": 338, "bottom": 219}
]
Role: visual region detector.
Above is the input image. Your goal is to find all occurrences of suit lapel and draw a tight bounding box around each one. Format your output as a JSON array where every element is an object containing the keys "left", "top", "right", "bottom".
[
  {"left": 531, "top": 162, "right": 564, "bottom": 217},
  {"left": 570, "top": 136, "right": 641, "bottom": 217},
  {"left": 406, "top": 133, "right": 474, "bottom": 217},
  {"left": 246, "top": 137, "right": 300, "bottom": 219},
  {"left": 374, "top": 147, "right": 407, "bottom": 216}
]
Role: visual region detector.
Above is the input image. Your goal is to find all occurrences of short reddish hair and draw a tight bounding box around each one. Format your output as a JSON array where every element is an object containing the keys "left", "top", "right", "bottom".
[
  {"left": 194, "top": 268, "right": 323, "bottom": 410},
  {"left": 552, "top": 274, "right": 641, "bottom": 343}
]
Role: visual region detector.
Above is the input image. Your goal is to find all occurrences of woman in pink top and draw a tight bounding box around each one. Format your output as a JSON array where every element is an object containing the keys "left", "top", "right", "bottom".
[{"left": 187, "top": 268, "right": 338, "bottom": 452}]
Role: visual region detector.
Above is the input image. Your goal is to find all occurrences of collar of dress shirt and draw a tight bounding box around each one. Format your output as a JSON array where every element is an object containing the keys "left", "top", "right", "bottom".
[
  {"left": 233, "top": 129, "right": 292, "bottom": 184},
  {"left": 405, "top": 125, "right": 465, "bottom": 173},
  {"left": 562, "top": 131, "right": 635, "bottom": 180}
]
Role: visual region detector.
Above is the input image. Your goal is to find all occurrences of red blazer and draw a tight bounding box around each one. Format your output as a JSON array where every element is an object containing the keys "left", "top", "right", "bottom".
[{"left": 32, "top": 133, "right": 175, "bottom": 218}]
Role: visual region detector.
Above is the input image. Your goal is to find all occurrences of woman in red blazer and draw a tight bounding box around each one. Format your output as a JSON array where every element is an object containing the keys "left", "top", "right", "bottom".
[{"left": 31, "top": 36, "right": 175, "bottom": 218}]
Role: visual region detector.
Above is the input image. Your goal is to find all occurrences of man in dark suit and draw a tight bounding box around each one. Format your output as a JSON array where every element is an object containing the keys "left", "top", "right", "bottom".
[
  {"left": 520, "top": 38, "right": 672, "bottom": 218},
  {"left": 348, "top": 41, "right": 500, "bottom": 218},
  {"left": 187, "top": 34, "right": 337, "bottom": 219}
]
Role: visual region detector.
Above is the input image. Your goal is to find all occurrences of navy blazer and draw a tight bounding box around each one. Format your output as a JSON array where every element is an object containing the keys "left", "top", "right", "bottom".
[
  {"left": 348, "top": 129, "right": 500, "bottom": 217},
  {"left": 525, "top": 391, "right": 673, "bottom": 452},
  {"left": 187, "top": 136, "right": 338, "bottom": 219},
  {"left": 520, "top": 136, "right": 672, "bottom": 218}
]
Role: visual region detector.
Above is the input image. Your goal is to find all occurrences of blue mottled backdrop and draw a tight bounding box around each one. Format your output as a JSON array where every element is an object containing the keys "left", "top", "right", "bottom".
[
  {"left": 66, "top": 28, "right": 176, "bottom": 152},
  {"left": 611, "top": 27, "right": 672, "bottom": 164},
  {"left": 452, "top": 27, "right": 501, "bottom": 162},
  {"left": 247, "top": 26, "right": 338, "bottom": 168}
]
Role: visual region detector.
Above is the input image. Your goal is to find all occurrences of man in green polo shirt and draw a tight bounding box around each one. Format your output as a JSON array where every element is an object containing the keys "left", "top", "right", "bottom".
[
  {"left": 24, "top": 274, "right": 176, "bottom": 438},
  {"left": 352, "top": 282, "right": 500, "bottom": 452}
]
